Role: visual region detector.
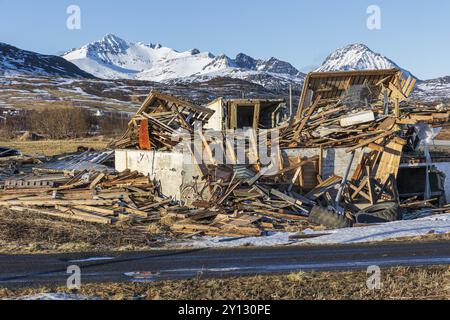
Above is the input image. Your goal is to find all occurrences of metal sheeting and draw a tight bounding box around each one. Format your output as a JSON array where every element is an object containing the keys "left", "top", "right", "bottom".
[{"left": 37, "top": 150, "right": 114, "bottom": 172}]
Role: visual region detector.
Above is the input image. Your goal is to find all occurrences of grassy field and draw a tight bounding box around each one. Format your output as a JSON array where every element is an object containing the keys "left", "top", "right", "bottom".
[
  {"left": 1, "top": 266, "right": 448, "bottom": 300},
  {"left": 0, "top": 138, "right": 112, "bottom": 156}
]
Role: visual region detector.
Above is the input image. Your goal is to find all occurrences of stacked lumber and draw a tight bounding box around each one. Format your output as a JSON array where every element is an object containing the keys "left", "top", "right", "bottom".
[{"left": 0, "top": 170, "right": 167, "bottom": 225}]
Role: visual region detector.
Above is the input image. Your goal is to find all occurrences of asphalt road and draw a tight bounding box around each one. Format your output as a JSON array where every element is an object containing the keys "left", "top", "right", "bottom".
[{"left": 0, "top": 241, "right": 449, "bottom": 288}]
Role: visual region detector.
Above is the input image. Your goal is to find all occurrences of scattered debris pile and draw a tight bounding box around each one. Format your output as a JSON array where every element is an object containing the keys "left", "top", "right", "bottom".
[
  {"left": 0, "top": 170, "right": 164, "bottom": 225},
  {"left": 0, "top": 168, "right": 308, "bottom": 237},
  {"left": 279, "top": 69, "right": 448, "bottom": 149},
  {"left": 180, "top": 70, "right": 449, "bottom": 229}
]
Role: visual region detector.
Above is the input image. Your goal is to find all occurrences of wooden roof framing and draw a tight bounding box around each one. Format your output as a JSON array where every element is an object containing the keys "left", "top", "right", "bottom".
[
  {"left": 295, "top": 69, "right": 404, "bottom": 120},
  {"left": 136, "top": 90, "right": 214, "bottom": 126},
  {"left": 113, "top": 90, "right": 215, "bottom": 150}
]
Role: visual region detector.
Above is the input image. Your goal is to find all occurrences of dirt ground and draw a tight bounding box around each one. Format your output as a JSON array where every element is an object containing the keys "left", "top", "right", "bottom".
[
  {"left": 0, "top": 266, "right": 448, "bottom": 300},
  {"left": 0, "top": 138, "right": 112, "bottom": 157}
]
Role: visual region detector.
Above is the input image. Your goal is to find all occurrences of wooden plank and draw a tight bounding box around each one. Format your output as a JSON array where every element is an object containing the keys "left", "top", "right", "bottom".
[
  {"left": 293, "top": 96, "right": 322, "bottom": 139},
  {"left": 10, "top": 206, "right": 112, "bottom": 224},
  {"left": 55, "top": 205, "right": 113, "bottom": 224},
  {"left": 366, "top": 167, "right": 375, "bottom": 205},
  {"left": 346, "top": 130, "right": 394, "bottom": 153},
  {"left": 121, "top": 206, "right": 149, "bottom": 218},
  {"left": 0, "top": 199, "right": 116, "bottom": 207},
  {"left": 89, "top": 173, "right": 106, "bottom": 189},
  {"left": 404, "top": 78, "right": 417, "bottom": 97},
  {"left": 73, "top": 205, "right": 116, "bottom": 216},
  {"left": 389, "top": 82, "right": 407, "bottom": 101},
  {"left": 348, "top": 183, "right": 372, "bottom": 202},
  {"left": 318, "top": 147, "right": 324, "bottom": 178},
  {"left": 305, "top": 175, "right": 341, "bottom": 201},
  {"left": 374, "top": 139, "right": 405, "bottom": 184},
  {"left": 402, "top": 76, "right": 412, "bottom": 94},
  {"left": 367, "top": 143, "right": 384, "bottom": 153},
  {"left": 350, "top": 177, "right": 369, "bottom": 200},
  {"left": 253, "top": 209, "right": 307, "bottom": 221},
  {"left": 248, "top": 129, "right": 259, "bottom": 165},
  {"left": 225, "top": 137, "right": 237, "bottom": 165},
  {"left": 340, "top": 111, "right": 375, "bottom": 127},
  {"left": 197, "top": 129, "right": 217, "bottom": 165},
  {"left": 253, "top": 102, "right": 261, "bottom": 129}
]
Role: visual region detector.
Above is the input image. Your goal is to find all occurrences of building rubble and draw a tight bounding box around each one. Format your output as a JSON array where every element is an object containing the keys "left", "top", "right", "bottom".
[{"left": 1, "top": 69, "right": 450, "bottom": 238}]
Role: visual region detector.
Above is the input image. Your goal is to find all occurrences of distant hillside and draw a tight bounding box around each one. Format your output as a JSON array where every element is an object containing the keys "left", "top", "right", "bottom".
[{"left": 0, "top": 42, "right": 95, "bottom": 78}]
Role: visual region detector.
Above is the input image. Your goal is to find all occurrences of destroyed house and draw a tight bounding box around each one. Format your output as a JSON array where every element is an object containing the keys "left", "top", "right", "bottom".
[
  {"left": 114, "top": 91, "right": 216, "bottom": 199},
  {"left": 296, "top": 69, "right": 414, "bottom": 116},
  {"left": 113, "top": 70, "right": 450, "bottom": 228},
  {"left": 204, "top": 98, "right": 287, "bottom": 131},
  {"left": 3, "top": 71, "right": 450, "bottom": 240},
  {"left": 279, "top": 68, "right": 450, "bottom": 207},
  {"left": 114, "top": 90, "right": 214, "bottom": 150}
]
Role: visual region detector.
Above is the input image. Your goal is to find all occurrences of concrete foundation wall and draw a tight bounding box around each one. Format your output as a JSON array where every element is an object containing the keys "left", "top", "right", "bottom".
[
  {"left": 115, "top": 150, "right": 203, "bottom": 200},
  {"left": 115, "top": 147, "right": 366, "bottom": 199},
  {"left": 116, "top": 148, "right": 450, "bottom": 203}
]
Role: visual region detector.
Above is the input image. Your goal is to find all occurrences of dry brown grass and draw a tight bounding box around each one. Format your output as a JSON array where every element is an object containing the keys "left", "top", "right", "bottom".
[
  {"left": 0, "top": 206, "right": 448, "bottom": 255},
  {"left": 0, "top": 266, "right": 448, "bottom": 300},
  {"left": 0, "top": 138, "right": 111, "bottom": 156},
  {"left": 0, "top": 208, "right": 167, "bottom": 254}
]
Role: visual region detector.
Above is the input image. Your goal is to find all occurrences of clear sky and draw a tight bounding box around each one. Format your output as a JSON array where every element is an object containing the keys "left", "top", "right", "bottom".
[{"left": 0, "top": 0, "right": 449, "bottom": 79}]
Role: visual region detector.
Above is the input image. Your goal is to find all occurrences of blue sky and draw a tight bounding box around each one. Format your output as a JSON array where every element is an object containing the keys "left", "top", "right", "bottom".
[{"left": 0, "top": 0, "right": 449, "bottom": 79}]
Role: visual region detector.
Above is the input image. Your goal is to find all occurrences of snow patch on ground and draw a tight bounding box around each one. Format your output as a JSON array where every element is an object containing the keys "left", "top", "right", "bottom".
[
  {"left": 176, "top": 232, "right": 297, "bottom": 248},
  {"left": 176, "top": 214, "right": 450, "bottom": 248},
  {"left": 7, "top": 293, "right": 99, "bottom": 300},
  {"left": 303, "top": 213, "right": 450, "bottom": 244}
]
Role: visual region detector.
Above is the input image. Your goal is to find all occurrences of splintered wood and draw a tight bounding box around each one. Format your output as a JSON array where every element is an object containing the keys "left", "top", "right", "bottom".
[
  {"left": 374, "top": 137, "right": 406, "bottom": 184},
  {"left": 279, "top": 69, "right": 448, "bottom": 150},
  {"left": 113, "top": 90, "right": 214, "bottom": 151}
]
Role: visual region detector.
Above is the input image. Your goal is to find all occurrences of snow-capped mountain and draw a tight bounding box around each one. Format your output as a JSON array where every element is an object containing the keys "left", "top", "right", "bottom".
[
  {"left": 63, "top": 34, "right": 305, "bottom": 90},
  {"left": 3, "top": 37, "right": 449, "bottom": 103},
  {"left": 411, "top": 76, "right": 450, "bottom": 102},
  {"left": 316, "top": 44, "right": 400, "bottom": 72},
  {"left": 0, "top": 42, "right": 94, "bottom": 78}
]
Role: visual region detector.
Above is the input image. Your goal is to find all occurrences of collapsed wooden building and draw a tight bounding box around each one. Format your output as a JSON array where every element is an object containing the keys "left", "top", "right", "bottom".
[
  {"left": 1, "top": 68, "right": 450, "bottom": 236},
  {"left": 111, "top": 68, "right": 450, "bottom": 229}
]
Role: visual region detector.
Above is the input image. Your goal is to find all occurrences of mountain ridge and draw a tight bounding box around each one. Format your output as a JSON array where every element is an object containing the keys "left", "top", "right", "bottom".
[
  {"left": 62, "top": 34, "right": 305, "bottom": 90},
  {"left": 0, "top": 42, "right": 95, "bottom": 78},
  {"left": 1, "top": 37, "right": 450, "bottom": 102},
  {"left": 315, "top": 43, "right": 416, "bottom": 79}
]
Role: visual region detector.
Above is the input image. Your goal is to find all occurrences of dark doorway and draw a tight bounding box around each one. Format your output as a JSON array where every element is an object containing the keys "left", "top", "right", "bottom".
[{"left": 236, "top": 106, "right": 255, "bottom": 129}]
